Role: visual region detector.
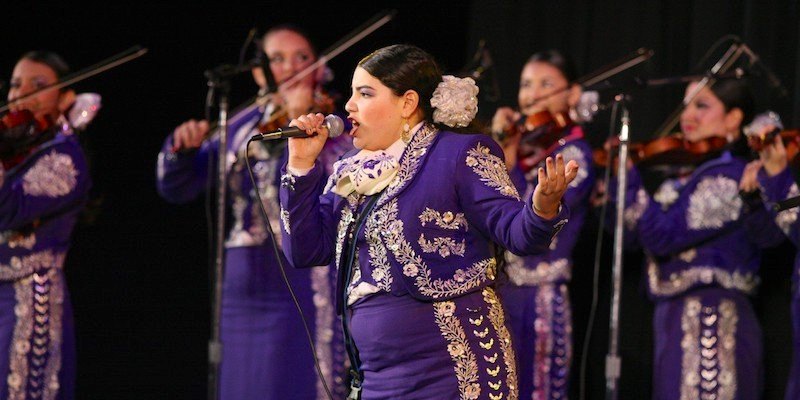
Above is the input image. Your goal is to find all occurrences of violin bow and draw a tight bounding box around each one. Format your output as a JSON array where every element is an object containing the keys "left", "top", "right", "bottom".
[{"left": 0, "top": 46, "right": 148, "bottom": 114}]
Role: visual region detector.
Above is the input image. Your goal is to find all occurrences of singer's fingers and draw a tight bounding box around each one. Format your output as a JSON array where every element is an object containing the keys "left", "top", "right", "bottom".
[{"left": 564, "top": 160, "right": 579, "bottom": 186}]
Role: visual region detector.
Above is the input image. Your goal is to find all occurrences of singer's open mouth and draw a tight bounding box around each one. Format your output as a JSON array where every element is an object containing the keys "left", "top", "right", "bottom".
[{"left": 348, "top": 117, "right": 359, "bottom": 135}]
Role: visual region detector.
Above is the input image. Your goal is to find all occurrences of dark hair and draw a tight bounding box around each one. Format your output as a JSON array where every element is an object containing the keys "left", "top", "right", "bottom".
[
  {"left": 20, "top": 50, "right": 70, "bottom": 82},
  {"left": 359, "top": 44, "right": 443, "bottom": 125},
  {"left": 708, "top": 78, "right": 755, "bottom": 127},
  {"left": 527, "top": 49, "right": 578, "bottom": 82},
  {"left": 263, "top": 23, "right": 318, "bottom": 57}
]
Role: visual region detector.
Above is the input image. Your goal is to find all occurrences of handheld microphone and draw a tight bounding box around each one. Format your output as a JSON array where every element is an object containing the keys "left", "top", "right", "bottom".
[{"left": 250, "top": 114, "right": 345, "bottom": 141}]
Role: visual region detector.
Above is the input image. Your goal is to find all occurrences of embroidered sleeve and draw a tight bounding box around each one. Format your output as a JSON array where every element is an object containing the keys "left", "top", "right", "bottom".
[
  {"left": 22, "top": 151, "right": 78, "bottom": 197},
  {"left": 465, "top": 143, "right": 520, "bottom": 200},
  {"left": 0, "top": 144, "right": 90, "bottom": 231}
]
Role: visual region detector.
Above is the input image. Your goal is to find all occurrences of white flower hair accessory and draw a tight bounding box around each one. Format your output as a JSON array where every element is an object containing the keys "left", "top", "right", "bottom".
[{"left": 430, "top": 75, "right": 479, "bottom": 128}]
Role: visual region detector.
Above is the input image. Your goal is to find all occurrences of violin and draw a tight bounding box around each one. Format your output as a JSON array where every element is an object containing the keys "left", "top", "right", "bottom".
[
  {"left": 592, "top": 134, "right": 729, "bottom": 168},
  {"left": 743, "top": 111, "right": 800, "bottom": 166},
  {"left": 256, "top": 89, "right": 336, "bottom": 134},
  {"left": 0, "top": 110, "right": 57, "bottom": 169},
  {"left": 0, "top": 93, "right": 102, "bottom": 170}
]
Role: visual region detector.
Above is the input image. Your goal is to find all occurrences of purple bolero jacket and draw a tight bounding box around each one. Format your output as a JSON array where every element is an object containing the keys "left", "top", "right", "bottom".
[{"left": 279, "top": 123, "right": 569, "bottom": 302}]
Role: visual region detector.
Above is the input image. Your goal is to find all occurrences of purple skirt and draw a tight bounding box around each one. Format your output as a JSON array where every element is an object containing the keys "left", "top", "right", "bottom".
[
  {"left": 0, "top": 269, "right": 75, "bottom": 400},
  {"left": 220, "top": 246, "right": 345, "bottom": 400},
  {"left": 348, "top": 287, "right": 518, "bottom": 399},
  {"left": 652, "top": 287, "right": 762, "bottom": 400},
  {"left": 499, "top": 282, "right": 572, "bottom": 400}
]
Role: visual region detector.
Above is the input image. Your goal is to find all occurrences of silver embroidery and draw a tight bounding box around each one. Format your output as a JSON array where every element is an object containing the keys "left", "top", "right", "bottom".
[
  {"left": 365, "top": 210, "right": 394, "bottom": 291},
  {"left": 687, "top": 176, "right": 742, "bottom": 230},
  {"left": 624, "top": 188, "right": 649, "bottom": 231},
  {"left": 419, "top": 208, "right": 469, "bottom": 231},
  {"left": 678, "top": 248, "right": 697, "bottom": 263},
  {"left": 0, "top": 250, "right": 65, "bottom": 281},
  {"left": 22, "top": 151, "right": 78, "bottom": 197},
  {"left": 776, "top": 183, "right": 800, "bottom": 236},
  {"left": 465, "top": 143, "right": 520, "bottom": 199},
  {"left": 433, "top": 301, "right": 481, "bottom": 400},
  {"left": 647, "top": 260, "right": 758, "bottom": 296},
  {"left": 378, "top": 124, "right": 438, "bottom": 206},
  {"left": 505, "top": 254, "right": 571, "bottom": 286},
  {"left": 377, "top": 199, "right": 494, "bottom": 298},
  {"left": 280, "top": 207, "right": 291, "bottom": 235},
  {"left": 310, "top": 266, "right": 335, "bottom": 398},
  {"left": 680, "top": 297, "right": 702, "bottom": 400},
  {"left": 483, "top": 288, "right": 518, "bottom": 400},
  {"left": 654, "top": 180, "right": 680, "bottom": 209},
  {"left": 717, "top": 300, "right": 738, "bottom": 399},
  {"left": 418, "top": 233, "right": 466, "bottom": 258},
  {"left": 0, "top": 231, "right": 36, "bottom": 250},
  {"left": 559, "top": 144, "right": 588, "bottom": 189}
]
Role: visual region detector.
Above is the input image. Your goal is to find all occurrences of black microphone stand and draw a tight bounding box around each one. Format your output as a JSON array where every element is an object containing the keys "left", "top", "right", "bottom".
[
  {"left": 203, "top": 65, "right": 235, "bottom": 400},
  {"left": 605, "top": 95, "right": 630, "bottom": 400}
]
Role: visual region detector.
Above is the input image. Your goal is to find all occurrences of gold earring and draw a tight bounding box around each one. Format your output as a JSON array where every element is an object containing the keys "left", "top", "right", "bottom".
[{"left": 402, "top": 119, "right": 411, "bottom": 143}]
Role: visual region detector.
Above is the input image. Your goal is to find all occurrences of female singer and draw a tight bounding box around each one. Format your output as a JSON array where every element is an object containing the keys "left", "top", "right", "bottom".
[
  {"left": 0, "top": 51, "right": 89, "bottom": 400},
  {"left": 155, "top": 25, "right": 351, "bottom": 399},
  {"left": 739, "top": 124, "right": 800, "bottom": 400},
  {"left": 490, "top": 49, "right": 595, "bottom": 399},
  {"left": 607, "top": 78, "right": 776, "bottom": 399},
  {"left": 281, "top": 44, "right": 578, "bottom": 398}
]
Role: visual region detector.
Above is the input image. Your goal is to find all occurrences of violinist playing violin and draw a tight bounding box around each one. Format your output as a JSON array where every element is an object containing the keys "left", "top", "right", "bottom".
[
  {"left": 489, "top": 50, "right": 595, "bottom": 399},
  {"left": 155, "top": 24, "right": 351, "bottom": 400},
  {"left": 0, "top": 51, "right": 90, "bottom": 400},
  {"left": 739, "top": 115, "right": 800, "bottom": 400},
  {"left": 605, "top": 77, "right": 780, "bottom": 399}
]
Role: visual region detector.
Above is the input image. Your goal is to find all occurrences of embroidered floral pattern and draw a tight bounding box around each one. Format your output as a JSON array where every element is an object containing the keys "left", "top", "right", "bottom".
[
  {"left": 365, "top": 210, "right": 394, "bottom": 291},
  {"left": 0, "top": 231, "right": 36, "bottom": 250},
  {"left": 624, "top": 188, "right": 649, "bottom": 231},
  {"left": 559, "top": 144, "right": 588, "bottom": 189},
  {"left": 377, "top": 124, "right": 438, "bottom": 208},
  {"left": 22, "top": 151, "right": 78, "bottom": 197},
  {"left": 310, "top": 267, "right": 335, "bottom": 398},
  {"left": 418, "top": 234, "right": 466, "bottom": 258},
  {"left": 680, "top": 298, "right": 738, "bottom": 400},
  {"left": 687, "top": 176, "right": 742, "bottom": 230},
  {"left": 776, "top": 183, "right": 800, "bottom": 236},
  {"left": 376, "top": 199, "right": 494, "bottom": 298},
  {"left": 465, "top": 144, "right": 520, "bottom": 199},
  {"left": 647, "top": 260, "right": 758, "bottom": 297},
  {"left": 433, "top": 301, "right": 481, "bottom": 400},
  {"left": 717, "top": 300, "right": 738, "bottom": 399},
  {"left": 505, "top": 256, "right": 571, "bottom": 286},
  {"left": 483, "top": 287, "right": 518, "bottom": 400},
  {"left": 0, "top": 250, "right": 66, "bottom": 281},
  {"left": 680, "top": 298, "right": 702, "bottom": 400},
  {"left": 419, "top": 208, "right": 469, "bottom": 231},
  {"left": 654, "top": 180, "right": 680, "bottom": 209},
  {"left": 280, "top": 207, "right": 291, "bottom": 235},
  {"left": 8, "top": 268, "right": 64, "bottom": 400}
]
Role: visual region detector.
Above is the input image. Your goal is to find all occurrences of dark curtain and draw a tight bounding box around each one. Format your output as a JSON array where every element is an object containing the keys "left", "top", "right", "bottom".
[{"left": 466, "top": 1, "right": 799, "bottom": 399}]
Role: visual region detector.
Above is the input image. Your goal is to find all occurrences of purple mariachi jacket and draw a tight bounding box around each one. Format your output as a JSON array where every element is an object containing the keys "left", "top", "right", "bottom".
[
  {"left": 0, "top": 131, "right": 90, "bottom": 279},
  {"left": 0, "top": 129, "right": 89, "bottom": 399},
  {"left": 279, "top": 123, "right": 569, "bottom": 303},
  {"left": 610, "top": 151, "right": 775, "bottom": 300},
  {"left": 506, "top": 125, "right": 595, "bottom": 285},
  {"left": 755, "top": 167, "right": 800, "bottom": 291}
]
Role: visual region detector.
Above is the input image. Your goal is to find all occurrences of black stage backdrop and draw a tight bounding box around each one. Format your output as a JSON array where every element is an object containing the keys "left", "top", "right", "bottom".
[{"left": 1, "top": 1, "right": 798, "bottom": 399}]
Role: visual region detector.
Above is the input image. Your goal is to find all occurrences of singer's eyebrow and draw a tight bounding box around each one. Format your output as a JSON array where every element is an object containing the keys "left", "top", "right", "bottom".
[{"left": 354, "top": 85, "right": 374, "bottom": 91}]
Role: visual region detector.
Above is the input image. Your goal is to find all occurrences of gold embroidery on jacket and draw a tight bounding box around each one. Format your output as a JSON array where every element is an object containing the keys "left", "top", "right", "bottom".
[
  {"left": 377, "top": 199, "right": 493, "bottom": 298},
  {"left": 483, "top": 287, "right": 518, "bottom": 400},
  {"left": 465, "top": 144, "right": 520, "bottom": 200}
]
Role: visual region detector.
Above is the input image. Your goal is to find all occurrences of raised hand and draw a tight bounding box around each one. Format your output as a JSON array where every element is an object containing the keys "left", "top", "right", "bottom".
[
  {"left": 172, "top": 119, "right": 210, "bottom": 152},
  {"left": 532, "top": 153, "right": 579, "bottom": 219}
]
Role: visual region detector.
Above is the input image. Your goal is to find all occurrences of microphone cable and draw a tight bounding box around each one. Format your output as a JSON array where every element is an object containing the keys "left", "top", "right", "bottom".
[
  {"left": 244, "top": 137, "right": 335, "bottom": 400},
  {"left": 578, "top": 99, "right": 619, "bottom": 400}
]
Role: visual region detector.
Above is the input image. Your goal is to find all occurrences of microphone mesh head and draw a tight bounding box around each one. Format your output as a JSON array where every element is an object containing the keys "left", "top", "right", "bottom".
[{"left": 324, "top": 114, "right": 345, "bottom": 138}]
